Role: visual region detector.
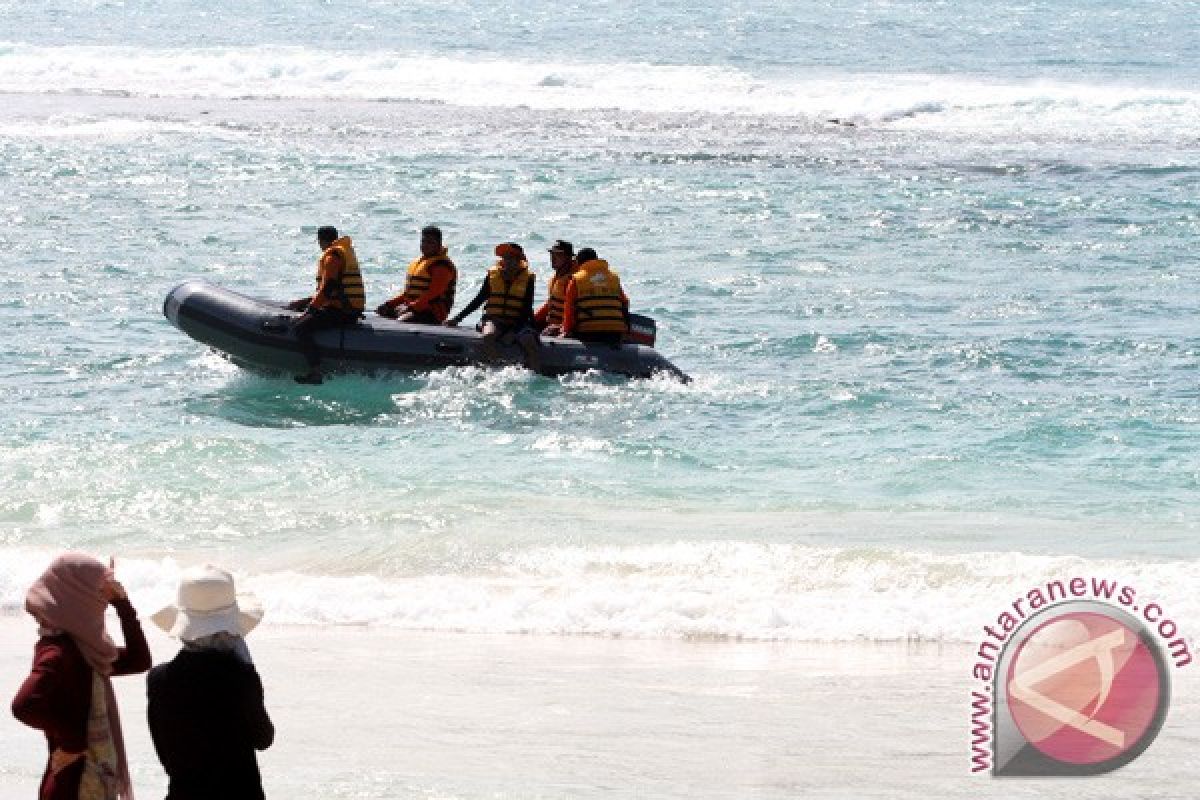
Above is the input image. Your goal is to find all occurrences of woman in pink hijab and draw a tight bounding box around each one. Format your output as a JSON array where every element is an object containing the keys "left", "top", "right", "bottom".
[{"left": 11, "top": 553, "right": 152, "bottom": 800}]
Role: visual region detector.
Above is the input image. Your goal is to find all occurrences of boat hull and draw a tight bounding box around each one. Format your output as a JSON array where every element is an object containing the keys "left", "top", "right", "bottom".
[{"left": 163, "top": 281, "right": 689, "bottom": 381}]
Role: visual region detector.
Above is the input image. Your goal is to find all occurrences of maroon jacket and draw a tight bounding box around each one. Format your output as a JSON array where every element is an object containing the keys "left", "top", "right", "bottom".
[{"left": 11, "top": 597, "right": 152, "bottom": 800}]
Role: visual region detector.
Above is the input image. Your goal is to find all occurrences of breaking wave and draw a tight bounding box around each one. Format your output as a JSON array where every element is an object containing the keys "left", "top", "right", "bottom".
[
  {"left": 1, "top": 544, "right": 1194, "bottom": 643},
  {"left": 1, "top": 44, "right": 1198, "bottom": 141}
]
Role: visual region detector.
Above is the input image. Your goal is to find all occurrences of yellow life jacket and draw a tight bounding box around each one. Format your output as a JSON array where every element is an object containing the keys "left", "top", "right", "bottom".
[
  {"left": 402, "top": 248, "right": 457, "bottom": 320},
  {"left": 572, "top": 259, "right": 627, "bottom": 334},
  {"left": 316, "top": 237, "right": 365, "bottom": 312},
  {"left": 484, "top": 263, "right": 534, "bottom": 324},
  {"left": 545, "top": 272, "right": 569, "bottom": 327}
]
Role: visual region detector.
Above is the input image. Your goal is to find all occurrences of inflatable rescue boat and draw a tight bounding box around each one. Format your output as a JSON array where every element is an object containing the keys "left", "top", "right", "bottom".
[{"left": 163, "top": 281, "right": 689, "bottom": 382}]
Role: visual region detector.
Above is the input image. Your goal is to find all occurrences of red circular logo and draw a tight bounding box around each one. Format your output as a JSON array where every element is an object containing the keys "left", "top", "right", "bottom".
[{"left": 1006, "top": 611, "right": 1164, "bottom": 765}]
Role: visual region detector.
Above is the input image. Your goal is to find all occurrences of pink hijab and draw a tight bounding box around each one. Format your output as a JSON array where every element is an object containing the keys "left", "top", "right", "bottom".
[
  {"left": 26, "top": 553, "right": 117, "bottom": 673},
  {"left": 26, "top": 552, "right": 133, "bottom": 800}
]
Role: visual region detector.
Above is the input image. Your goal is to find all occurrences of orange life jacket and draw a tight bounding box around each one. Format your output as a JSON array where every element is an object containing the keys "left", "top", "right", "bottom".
[
  {"left": 544, "top": 272, "right": 569, "bottom": 327},
  {"left": 484, "top": 263, "right": 534, "bottom": 324},
  {"left": 315, "top": 237, "right": 365, "bottom": 312},
  {"left": 571, "top": 260, "right": 627, "bottom": 334},
  {"left": 402, "top": 249, "right": 456, "bottom": 321}
]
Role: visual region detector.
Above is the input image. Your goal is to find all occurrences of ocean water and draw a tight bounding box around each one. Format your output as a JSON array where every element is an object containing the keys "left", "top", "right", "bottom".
[{"left": 0, "top": 0, "right": 1198, "bottom": 646}]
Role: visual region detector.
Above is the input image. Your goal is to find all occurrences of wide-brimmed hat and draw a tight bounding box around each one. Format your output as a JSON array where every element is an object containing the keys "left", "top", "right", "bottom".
[
  {"left": 151, "top": 565, "right": 263, "bottom": 640},
  {"left": 548, "top": 239, "right": 574, "bottom": 256}
]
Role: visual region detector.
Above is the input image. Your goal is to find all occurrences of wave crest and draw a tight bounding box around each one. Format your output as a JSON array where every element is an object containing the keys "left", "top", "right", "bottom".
[{"left": 1, "top": 544, "right": 1194, "bottom": 643}]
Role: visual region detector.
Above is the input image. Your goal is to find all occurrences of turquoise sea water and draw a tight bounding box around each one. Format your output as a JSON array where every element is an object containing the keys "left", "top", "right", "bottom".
[{"left": 0, "top": 1, "right": 1197, "bottom": 639}]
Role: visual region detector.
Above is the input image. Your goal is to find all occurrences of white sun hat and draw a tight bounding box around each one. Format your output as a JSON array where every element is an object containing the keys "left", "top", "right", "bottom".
[{"left": 151, "top": 564, "right": 263, "bottom": 640}]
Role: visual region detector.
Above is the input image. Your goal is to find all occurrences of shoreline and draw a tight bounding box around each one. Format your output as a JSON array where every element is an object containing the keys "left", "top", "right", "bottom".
[{"left": 2, "top": 619, "right": 1196, "bottom": 798}]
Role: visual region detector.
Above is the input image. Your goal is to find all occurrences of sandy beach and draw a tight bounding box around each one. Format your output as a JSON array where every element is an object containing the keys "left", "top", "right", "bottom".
[
  {"left": 1, "top": 617, "right": 1195, "bottom": 799},
  {"left": 3, "top": 0, "right": 1198, "bottom": 796}
]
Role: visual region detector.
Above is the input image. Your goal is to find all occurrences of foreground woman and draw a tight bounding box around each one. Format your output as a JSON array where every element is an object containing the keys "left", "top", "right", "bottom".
[
  {"left": 11, "top": 553, "right": 152, "bottom": 800},
  {"left": 147, "top": 565, "right": 273, "bottom": 800}
]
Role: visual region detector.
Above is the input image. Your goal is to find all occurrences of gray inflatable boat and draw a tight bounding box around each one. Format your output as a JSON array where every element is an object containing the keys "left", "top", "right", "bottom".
[{"left": 163, "top": 281, "right": 689, "bottom": 382}]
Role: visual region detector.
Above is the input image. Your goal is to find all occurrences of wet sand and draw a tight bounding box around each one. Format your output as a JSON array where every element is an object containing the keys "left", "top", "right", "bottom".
[{"left": 1, "top": 618, "right": 1196, "bottom": 799}]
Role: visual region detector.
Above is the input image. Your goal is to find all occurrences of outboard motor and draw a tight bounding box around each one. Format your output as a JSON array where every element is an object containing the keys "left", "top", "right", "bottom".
[{"left": 625, "top": 313, "right": 657, "bottom": 347}]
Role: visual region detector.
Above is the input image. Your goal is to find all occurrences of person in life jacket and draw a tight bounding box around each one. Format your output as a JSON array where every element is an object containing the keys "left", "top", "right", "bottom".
[
  {"left": 532, "top": 239, "right": 575, "bottom": 337},
  {"left": 445, "top": 242, "right": 541, "bottom": 372},
  {"left": 287, "top": 225, "right": 365, "bottom": 385},
  {"left": 559, "top": 247, "right": 630, "bottom": 346},
  {"left": 375, "top": 225, "right": 457, "bottom": 324}
]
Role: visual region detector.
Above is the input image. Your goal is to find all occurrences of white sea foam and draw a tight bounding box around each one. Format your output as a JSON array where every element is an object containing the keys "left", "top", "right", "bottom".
[
  {"left": 1, "top": 44, "right": 1198, "bottom": 142},
  {"left": 1, "top": 544, "right": 1195, "bottom": 644},
  {"left": 0, "top": 117, "right": 193, "bottom": 139}
]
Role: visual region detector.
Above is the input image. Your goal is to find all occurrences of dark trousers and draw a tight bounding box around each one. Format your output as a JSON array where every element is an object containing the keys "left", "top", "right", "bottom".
[{"left": 293, "top": 308, "right": 358, "bottom": 368}]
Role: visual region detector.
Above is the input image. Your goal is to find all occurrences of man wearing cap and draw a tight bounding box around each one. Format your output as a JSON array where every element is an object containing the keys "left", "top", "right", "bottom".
[
  {"left": 376, "top": 225, "right": 457, "bottom": 325},
  {"left": 147, "top": 565, "right": 274, "bottom": 800},
  {"left": 559, "top": 247, "right": 630, "bottom": 345},
  {"left": 533, "top": 239, "right": 575, "bottom": 337},
  {"left": 445, "top": 242, "right": 541, "bottom": 371}
]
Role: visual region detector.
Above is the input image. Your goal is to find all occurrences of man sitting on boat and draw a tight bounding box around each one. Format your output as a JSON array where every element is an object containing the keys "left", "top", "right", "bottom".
[
  {"left": 559, "top": 247, "right": 630, "bottom": 346},
  {"left": 533, "top": 239, "right": 575, "bottom": 337},
  {"left": 444, "top": 242, "right": 541, "bottom": 372},
  {"left": 288, "top": 226, "right": 365, "bottom": 385},
  {"left": 375, "top": 225, "right": 457, "bottom": 324}
]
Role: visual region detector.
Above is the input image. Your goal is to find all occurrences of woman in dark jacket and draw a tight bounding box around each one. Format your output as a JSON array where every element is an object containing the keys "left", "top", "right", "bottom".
[
  {"left": 147, "top": 565, "right": 273, "bottom": 800},
  {"left": 11, "top": 552, "right": 152, "bottom": 800}
]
